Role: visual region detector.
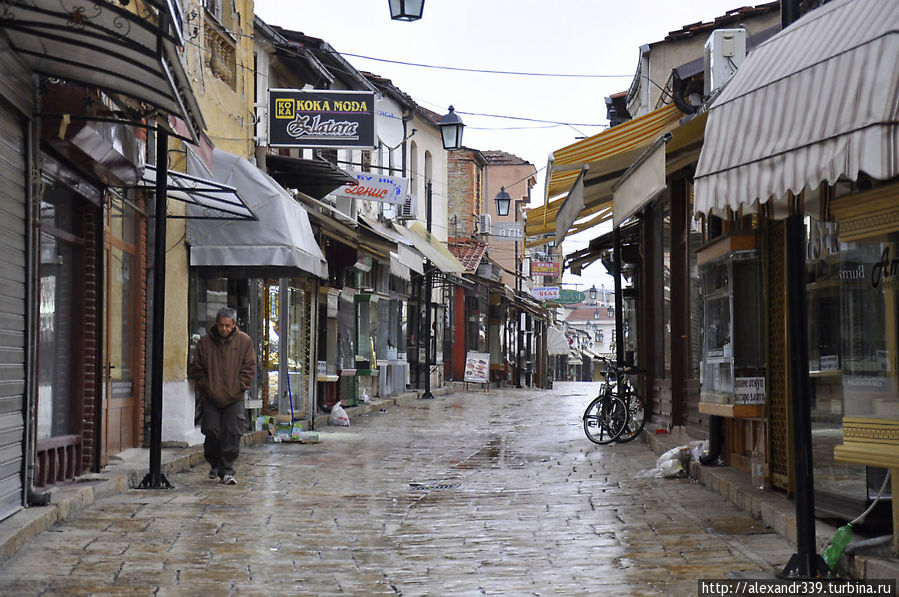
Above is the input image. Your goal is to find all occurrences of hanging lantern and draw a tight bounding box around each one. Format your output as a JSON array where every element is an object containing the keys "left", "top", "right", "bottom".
[
  {"left": 495, "top": 187, "right": 511, "bottom": 216},
  {"left": 438, "top": 105, "right": 464, "bottom": 150},
  {"left": 388, "top": 0, "right": 424, "bottom": 21}
]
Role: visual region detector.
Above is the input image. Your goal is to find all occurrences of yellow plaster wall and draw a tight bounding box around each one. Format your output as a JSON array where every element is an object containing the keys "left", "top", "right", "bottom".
[{"left": 163, "top": 0, "right": 257, "bottom": 382}]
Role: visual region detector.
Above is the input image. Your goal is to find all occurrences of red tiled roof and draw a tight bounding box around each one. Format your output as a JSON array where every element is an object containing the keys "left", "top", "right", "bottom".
[
  {"left": 483, "top": 150, "right": 532, "bottom": 166},
  {"left": 449, "top": 239, "right": 488, "bottom": 274},
  {"left": 663, "top": 2, "right": 779, "bottom": 42}
]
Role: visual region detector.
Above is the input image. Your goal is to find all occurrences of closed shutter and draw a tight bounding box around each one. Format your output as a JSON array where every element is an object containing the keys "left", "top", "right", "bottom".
[{"left": 0, "top": 99, "right": 26, "bottom": 521}]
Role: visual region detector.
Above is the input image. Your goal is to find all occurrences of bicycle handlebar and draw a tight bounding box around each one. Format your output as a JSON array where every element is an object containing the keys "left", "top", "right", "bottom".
[{"left": 596, "top": 355, "right": 647, "bottom": 376}]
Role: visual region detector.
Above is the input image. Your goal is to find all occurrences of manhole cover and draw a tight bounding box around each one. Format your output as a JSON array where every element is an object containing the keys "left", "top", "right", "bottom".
[{"left": 409, "top": 482, "right": 461, "bottom": 491}]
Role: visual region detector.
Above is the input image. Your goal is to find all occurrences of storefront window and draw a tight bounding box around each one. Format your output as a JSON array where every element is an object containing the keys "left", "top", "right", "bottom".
[
  {"left": 375, "top": 297, "right": 390, "bottom": 362},
  {"left": 655, "top": 201, "right": 672, "bottom": 378},
  {"left": 337, "top": 291, "right": 355, "bottom": 370},
  {"left": 807, "top": 216, "right": 899, "bottom": 512},
  {"left": 285, "top": 283, "right": 308, "bottom": 410},
  {"left": 355, "top": 293, "right": 383, "bottom": 369},
  {"left": 37, "top": 188, "right": 85, "bottom": 440},
  {"left": 434, "top": 305, "right": 445, "bottom": 364},
  {"left": 700, "top": 251, "right": 765, "bottom": 405}
]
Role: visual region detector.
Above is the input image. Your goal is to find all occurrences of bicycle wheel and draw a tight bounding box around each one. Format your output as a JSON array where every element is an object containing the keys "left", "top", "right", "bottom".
[
  {"left": 616, "top": 387, "right": 647, "bottom": 443},
  {"left": 582, "top": 394, "right": 627, "bottom": 445}
]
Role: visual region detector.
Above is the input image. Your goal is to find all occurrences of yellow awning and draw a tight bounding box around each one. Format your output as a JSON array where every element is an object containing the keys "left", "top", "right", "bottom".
[
  {"left": 526, "top": 107, "right": 706, "bottom": 247},
  {"left": 548, "top": 103, "right": 683, "bottom": 199}
]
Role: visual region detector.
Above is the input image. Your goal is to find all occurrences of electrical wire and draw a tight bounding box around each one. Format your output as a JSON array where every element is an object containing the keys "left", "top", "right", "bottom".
[{"left": 337, "top": 51, "right": 632, "bottom": 79}]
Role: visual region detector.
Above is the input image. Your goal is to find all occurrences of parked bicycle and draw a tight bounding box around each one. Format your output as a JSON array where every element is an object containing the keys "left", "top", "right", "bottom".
[{"left": 582, "top": 357, "right": 647, "bottom": 445}]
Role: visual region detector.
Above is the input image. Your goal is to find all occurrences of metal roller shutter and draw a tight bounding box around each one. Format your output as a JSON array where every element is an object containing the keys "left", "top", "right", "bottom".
[{"left": 0, "top": 99, "right": 26, "bottom": 521}]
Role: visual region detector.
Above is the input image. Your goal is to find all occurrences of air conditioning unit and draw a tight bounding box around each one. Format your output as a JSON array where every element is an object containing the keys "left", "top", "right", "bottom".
[
  {"left": 478, "top": 213, "right": 492, "bottom": 235},
  {"left": 397, "top": 194, "right": 416, "bottom": 220},
  {"left": 704, "top": 28, "right": 747, "bottom": 96}
]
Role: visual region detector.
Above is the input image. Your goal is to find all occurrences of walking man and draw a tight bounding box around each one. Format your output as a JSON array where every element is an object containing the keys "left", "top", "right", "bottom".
[{"left": 189, "top": 307, "right": 257, "bottom": 485}]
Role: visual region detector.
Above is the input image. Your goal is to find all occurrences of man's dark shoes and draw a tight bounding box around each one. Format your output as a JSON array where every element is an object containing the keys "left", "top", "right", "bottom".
[{"left": 208, "top": 468, "right": 218, "bottom": 480}]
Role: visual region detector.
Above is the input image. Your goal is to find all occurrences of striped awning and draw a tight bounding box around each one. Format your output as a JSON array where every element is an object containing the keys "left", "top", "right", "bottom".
[
  {"left": 526, "top": 106, "right": 705, "bottom": 247},
  {"left": 547, "top": 103, "right": 684, "bottom": 199},
  {"left": 695, "top": 0, "right": 899, "bottom": 216}
]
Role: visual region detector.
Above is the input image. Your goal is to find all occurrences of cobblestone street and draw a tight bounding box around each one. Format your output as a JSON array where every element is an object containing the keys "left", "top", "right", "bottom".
[{"left": 0, "top": 382, "right": 796, "bottom": 596}]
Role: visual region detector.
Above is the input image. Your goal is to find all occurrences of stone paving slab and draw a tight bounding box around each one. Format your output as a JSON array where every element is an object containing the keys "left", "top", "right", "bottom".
[{"left": 0, "top": 382, "right": 897, "bottom": 595}]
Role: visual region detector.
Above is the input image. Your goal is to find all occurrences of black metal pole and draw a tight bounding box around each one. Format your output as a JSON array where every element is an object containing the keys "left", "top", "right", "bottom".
[
  {"left": 776, "top": 1, "right": 825, "bottom": 577},
  {"left": 139, "top": 130, "right": 172, "bottom": 490},
  {"left": 613, "top": 226, "right": 624, "bottom": 365},
  {"left": 780, "top": 214, "right": 827, "bottom": 578},
  {"left": 422, "top": 180, "right": 434, "bottom": 399}
]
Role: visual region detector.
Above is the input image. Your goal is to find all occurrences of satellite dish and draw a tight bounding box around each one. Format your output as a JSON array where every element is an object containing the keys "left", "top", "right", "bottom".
[{"left": 375, "top": 95, "right": 405, "bottom": 148}]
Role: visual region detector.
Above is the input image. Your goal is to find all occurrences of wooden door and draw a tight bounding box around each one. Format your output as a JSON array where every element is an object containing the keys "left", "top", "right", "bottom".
[{"left": 101, "top": 194, "right": 140, "bottom": 464}]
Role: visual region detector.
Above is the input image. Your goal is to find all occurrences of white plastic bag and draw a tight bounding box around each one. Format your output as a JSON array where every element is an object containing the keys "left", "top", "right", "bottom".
[
  {"left": 656, "top": 446, "right": 690, "bottom": 469},
  {"left": 329, "top": 402, "right": 350, "bottom": 426},
  {"left": 658, "top": 459, "right": 686, "bottom": 478},
  {"left": 360, "top": 387, "right": 371, "bottom": 404}
]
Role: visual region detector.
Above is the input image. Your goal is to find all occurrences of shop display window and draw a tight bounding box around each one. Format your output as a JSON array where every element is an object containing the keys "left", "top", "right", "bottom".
[
  {"left": 700, "top": 250, "right": 765, "bottom": 405},
  {"left": 355, "top": 292, "right": 385, "bottom": 370},
  {"left": 336, "top": 291, "right": 355, "bottom": 371}
]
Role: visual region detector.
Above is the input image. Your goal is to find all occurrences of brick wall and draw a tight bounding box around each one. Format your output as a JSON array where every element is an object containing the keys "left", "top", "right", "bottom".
[{"left": 447, "top": 149, "right": 485, "bottom": 238}]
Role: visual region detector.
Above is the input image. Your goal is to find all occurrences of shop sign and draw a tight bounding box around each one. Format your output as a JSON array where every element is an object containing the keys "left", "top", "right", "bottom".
[
  {"left": 269, "top": 89, "right": 375, "bottom": 148},
  {"left": 819, "top": 355, "right": 840, "bottom": 371},
  {"left": 493, "top": 222, "right": 523, "bottom": 239},
  {"left": 464, "top": 352, "right": 490, "bottom": 384},
  {"left": 557, "top": 289, "right": 586, "bottom": 304},
  {"left": 531, "top": 261, "right": 560, "bottom": 276},
  {"left": 734, "top": 377, "right": 765, "bottom": 404},
  {"left": 532, "top": 286, "right": 560, "bottom": 300},
  {"left": 335, "top": 170, "right": 408, "bottom": 205}
]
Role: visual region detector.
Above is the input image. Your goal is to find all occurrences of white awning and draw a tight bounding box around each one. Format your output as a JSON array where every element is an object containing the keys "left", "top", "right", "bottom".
[
  {"left": 395, "top": 222, "right": 465, "bottom": 275},
  {"left": 546, "top": 326, "right": 570, "bottom": 356},
  {"left": 695, "top": 0, "right": 899, "bottom": 216},
  {"left": 389, "top": 253, "right": 410, "bottom": 281},
  {"left": 613, "top": 134, "right": 669, "bottom": 228},
  {"left": 186, "top": 149, "right": 328, "bottom": 278},
  {"left": 359, "top": 215, "right": 424, "bottom": 274}
]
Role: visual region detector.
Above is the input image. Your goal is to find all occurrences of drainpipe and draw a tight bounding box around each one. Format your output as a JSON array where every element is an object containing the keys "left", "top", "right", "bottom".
[
  {"left": 699, "top": 415, "right": 724, "bottom": 465},
  {"left": 25, "top": 81, "right": 50, "bottom": 506}
]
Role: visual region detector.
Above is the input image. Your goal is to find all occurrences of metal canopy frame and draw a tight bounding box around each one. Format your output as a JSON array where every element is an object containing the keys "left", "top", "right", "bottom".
[
  {"left": 139, "top": 165, "right": 256, "bottom": 221},
  {"left": 0, "top": 0, "right": 204, "bottom": 140}
]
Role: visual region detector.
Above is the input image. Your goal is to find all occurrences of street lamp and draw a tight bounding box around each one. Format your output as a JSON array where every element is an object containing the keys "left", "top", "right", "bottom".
[
  {"left": 388, "top": 0, "right": 424, "bottom": 21},
  {"left": 438, "top": 106, "right": 464, "bottom": 150},
  {"left": 495, "top": 186, "right": 511, "bottom": 216},
  {"left": 422, "top": 106, "right": 463, "bottom": 399},
  {"left": 588, "top": 285, "right": 598, "bottom": 300}
]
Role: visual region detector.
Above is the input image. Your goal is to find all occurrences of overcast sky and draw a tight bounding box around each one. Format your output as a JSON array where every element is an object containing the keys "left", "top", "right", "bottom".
[{"left": 254, "top": 0, "right": 761, "bottom": 292}]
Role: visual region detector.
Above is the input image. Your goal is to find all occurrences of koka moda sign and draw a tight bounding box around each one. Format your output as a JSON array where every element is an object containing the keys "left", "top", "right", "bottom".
[
  {"left": 269, "top": 89, "right": 375, "bottom": 148},
  {"left": 336, "top": 170, "right": 408, "bottom": 205}
]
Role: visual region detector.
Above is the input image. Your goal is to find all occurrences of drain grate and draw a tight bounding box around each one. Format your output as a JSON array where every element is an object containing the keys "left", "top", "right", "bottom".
[{"left": 409, "top": 482, "right": 461, "bottom": 491}]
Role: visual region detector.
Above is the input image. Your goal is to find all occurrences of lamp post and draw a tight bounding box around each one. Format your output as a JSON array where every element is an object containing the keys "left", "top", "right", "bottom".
[
  {"left": 388, "top": 0, "right": 424, "bottom": 21},
  {"left": 422, "top": 106, "right": 464, "bottom": 399}
]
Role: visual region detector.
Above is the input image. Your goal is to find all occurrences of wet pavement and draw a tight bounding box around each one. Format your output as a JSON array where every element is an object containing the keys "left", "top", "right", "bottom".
[{"left": 0, "top": 382, "right": 796, "bottom": 596}]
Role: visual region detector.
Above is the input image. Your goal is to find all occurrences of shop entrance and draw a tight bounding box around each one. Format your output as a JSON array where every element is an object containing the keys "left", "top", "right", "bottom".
[{"left": 101, "top": 193, "right": 142, "bottom": 464}]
